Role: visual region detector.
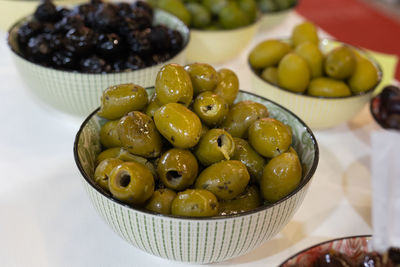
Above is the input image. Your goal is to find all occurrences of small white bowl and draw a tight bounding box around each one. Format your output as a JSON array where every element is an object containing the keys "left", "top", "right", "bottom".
[
  {"left": 7, "top": 9, "right": 189, "bottom": 117},
  {"left": 74, "top": 89, "right": 319, "bottom": 264}
]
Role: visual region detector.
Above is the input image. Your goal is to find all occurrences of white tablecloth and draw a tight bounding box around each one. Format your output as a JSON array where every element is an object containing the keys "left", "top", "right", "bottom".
[{"left": 0, "top": 12, "right": 379, "bottom": 267}]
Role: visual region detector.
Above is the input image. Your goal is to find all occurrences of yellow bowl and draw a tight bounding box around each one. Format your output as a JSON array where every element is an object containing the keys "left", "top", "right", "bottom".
[
  {"left": 185, "top": 20, "right": 260, "bottom": 64},
  {"left": 249, "top": 39, "right": 383, "bottom": 129}
]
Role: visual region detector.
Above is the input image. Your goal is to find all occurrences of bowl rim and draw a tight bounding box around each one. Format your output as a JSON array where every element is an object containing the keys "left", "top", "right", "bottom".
[
  {"left": 189, "top": 11, "right": 262, "bottom": 33},
  {"left": 73, "top": 89, "right": 319, "bottom": 221},
  {"left": 260, "top": 0, "right": 299, "bottom": 15},
  {"left": 278, "top": 234, "right": 372, "bottom": 266},
  {"left": 6, "top": 8, "right": 190, "bottom": 75},
  {"left": 248, "top": 38, "right": 383, "bottom": 100}
]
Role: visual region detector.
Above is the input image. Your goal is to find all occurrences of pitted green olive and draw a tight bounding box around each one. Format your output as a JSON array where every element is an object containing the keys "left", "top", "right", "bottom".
[
  {"left": 145, "top": 188, "right": 177, "bottom": 214},
  {"left": 184, "top": 63, "right": 218, "bottom": 96},
  {"left": 100, "top": 120, "right": 122, "bottom": 148},
  {"left": 193, "top": 91, "right": 229, "bottom": 127},
  {"left": 171, "top": 189, "right": 219, "bottom": 217},
  {"left": 94, "top": 158, "right": 123, "bottom": 192},
  {"left": 218, "top": 185, "right": 262, "bottom": 215},
  {"left": 214, "top": 68, "right": 239, "bottom": 106}
]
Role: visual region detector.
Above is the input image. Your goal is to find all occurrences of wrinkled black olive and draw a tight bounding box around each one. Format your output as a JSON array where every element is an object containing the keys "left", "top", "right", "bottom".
[
  {"left": 26, "top": 34, "right": 53, "bottom": 61},
  {"left": 126, "top": 29, "right": 152, "bottom": 56},
  {"left": 64, "top": 26, "right": 95, "bottom": 55},
  {"left": 96, "top": 33, "right": 124, "bottom": 58},
  {"left": 168, "top": 29, "right": 183, "bottom": 52},
  {"left": 79, "top": 55, "right": 110, "bottom": 73},
  {"left": 17, "top": 21, "right": 42, "bottom": 46},
  {"left": 125, "top": 54, "right": 145, "bottom": 70},
  {"left": 51, "top": 50, "right": 76, "bottom": 69},
  {"left": 34, "top": 0, "right": 60, "bottom": 22},
  {"left": 149, "top": 25, "right": 170, "bottom": 52}
]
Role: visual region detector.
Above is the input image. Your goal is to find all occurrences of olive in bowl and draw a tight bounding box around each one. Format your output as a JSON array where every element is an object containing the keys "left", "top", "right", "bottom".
[
  {"left": 7, "top": 0, "right": 189, "bottom": 117},
  {"left": 74, "top": 84, "right": 318, "bottom": 263},
  {"left": 248, "top": 21, "right": 382, "bottom": 129},
  {"left": 257, "top": 0, "right": 299, "bottom": 30},
  {"left": 150, "top": 0, "right": 261, "bottom": 64}
]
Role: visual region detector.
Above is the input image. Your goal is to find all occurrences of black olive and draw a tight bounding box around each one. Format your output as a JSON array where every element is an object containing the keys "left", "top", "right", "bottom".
[
  {"left": 17, "top": 21, "right": 42, "bottom": 47},
  {"left": 34, "top": 0, "right": 60, "bottom": 22}
]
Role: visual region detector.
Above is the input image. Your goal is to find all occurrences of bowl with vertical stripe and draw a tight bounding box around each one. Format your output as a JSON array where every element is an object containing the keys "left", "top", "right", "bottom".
[{"left": 73, "top": 89, "right": 319, "bottom": 264}]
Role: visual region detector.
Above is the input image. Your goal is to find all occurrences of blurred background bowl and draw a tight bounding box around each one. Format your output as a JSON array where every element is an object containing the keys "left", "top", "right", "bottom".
[
  {"left": 279, "top": 235, "right": 372, "bottom": 267},
  {"left": 250, "top": 39, "right": 382, "bottom": 129},
  {"left": 74, "top": 89, "right": 319, "bottom": 264},
  {"left": 7, "top": 9, "right": 189, "bottom": 117},
  {"left": 259, "top": 0, "right": 299, "bottom": 31},
  {"left": 185, "top": 19, "right": 260, "bottom": 64}
]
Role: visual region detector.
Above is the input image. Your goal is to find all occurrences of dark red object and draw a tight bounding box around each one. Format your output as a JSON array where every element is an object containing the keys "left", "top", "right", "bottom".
[{"left": 297, "top": 0, "right": 400, "bottom": 80}]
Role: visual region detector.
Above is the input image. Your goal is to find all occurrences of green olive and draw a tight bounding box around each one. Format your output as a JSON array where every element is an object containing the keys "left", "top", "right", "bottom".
[
  {"left": 145, "top": 93, "right": 163, "bottom": 119},
  {"left": 260, "top": 67, "right": 279, "bottom": 85},
  {"left": 185, "top": 2, "right": 211, "bottom": 28},
  {"left": 98, "top": 83, "right": 148, "bottom": 120},
  {"left": 278, "top": 52, "right": 310, "bottom": 93},
  {"left": 154, "top": 103, "right": 202, "bottom": 148},
  {"left": 249, "top": 40, "right": 291, "bottom": 69},
  {"left": 202, "top": 0, "right": 229, "bottom": 15},
  {"left": 96, "top": 147, "right": 157, "bottom": 178},
  {"left": 238, "top": 0, "right": 257, "bottom": 22},
  {"left": 324, "top": 45, "right": 356, "bottom": 79},
  {"left": 221, "top": 100, "right": 269, "bottom": 138},
  {"left": 232, "top": 138, "right": 265, "bottom": 183},
  {"left": 100, "top": 120, "right": 122, "bottom": 148},
  {"left": 158, "top": 0, "right": 191, "bottom": 25},
  {"left": 145, "top": 188, "right": 177, "bottom": 214},
  {"left": 193, "top": 91, "right": 229, "bottom": 127},
  {"left": 157, "top": 148, "right": 199, "bottom": 190},
  {"left": 109, "top": 161, "right": 155, "bottom": 205},
  {"left": 94, "top": 158, "right": 123, "bottom": 192},
  {"left": 260, "top": 148, "right": 302, "bottom": 202},
  {"left": 291, "top": 21, "right": 319, "bottom": 47},
  {"left": 258, "top": 0, "right": 278, "bottom": 12},
  {"left": 214, "top": 68, "right": 239, "bottom": 106},
  {"left": 194, "top": 128, "right": 235, "bottom": 166},
  {"left": 195, "top": 160, "right": 250, "bottom": 200},
  {"left": 348, "top": 57, "right": 379, "bottom": 94},
  {"left": 219, "top": 2, "right": 250, "bottom": 29},
  {"left": 295, "top": 41, "right": 323, "bottom": 78},
  {"left": 218, "top": 185, "right": 262, "bottom": 215},
  {"left": 200, "top": 123, "right": 209, "bottom": 138},
  {"left": 184, "top": 63, "right": 218, "bottom": 96},
  {"left": 248, "top": 117, "right": 292, "bottom": 158},
  {"left": 308, "top": 77, "right": 351, "bottom": 97},
  {"left": 117, "top": 111, "right": 162, "bottom": 158},
  {"left": 171, "top": 189, "right": 219, "bottom": 217},
  {"left": 155, "top": 63, "right": 193, "bottom": 106}
]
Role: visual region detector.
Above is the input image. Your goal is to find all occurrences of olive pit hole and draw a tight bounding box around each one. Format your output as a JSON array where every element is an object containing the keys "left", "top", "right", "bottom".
[
  {"left": 119, "top": 174, "right": 131, "bottom": 187},
  {"left": 201, "top": 104, "right": 214, "bottom": 113},
  {"left": 217, "top": 135, "right": 224, "bottom": 147},
  {"left": 166, "top": 170, "right": 182, "bottom": 181}
]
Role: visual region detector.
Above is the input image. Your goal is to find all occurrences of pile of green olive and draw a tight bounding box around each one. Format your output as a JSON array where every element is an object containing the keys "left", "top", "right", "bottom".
[
  {"left": 249, "top": 21, "right": 380, "bottom": 97},
  {"left": 147, "top": 0, "right": 258, "bottom": 29},
  {"left": 256, "top": 0, "right": 297, "bottom": 13},
  {"left": 93, "top": 63, "right": 302, "bottom": 217}
]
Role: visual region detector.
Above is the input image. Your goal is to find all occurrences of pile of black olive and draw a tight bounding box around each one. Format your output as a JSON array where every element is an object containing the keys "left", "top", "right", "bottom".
[
  {"left": 371, "top": 85, "right": 400, "bottom": 130},
  {"left": 16, "top": 0, "right": 184, "bottom": 73}
]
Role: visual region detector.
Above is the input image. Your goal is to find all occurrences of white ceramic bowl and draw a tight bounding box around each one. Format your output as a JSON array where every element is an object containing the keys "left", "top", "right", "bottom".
[
  {"left": 7, "top": 9, "right": 189, "bottom": 117},
  {"left": 259, "top": 0, "right": 299, "bottom": 31},
  {"left": 74, "top": 89, "right": 319, "bottom": 264},
  {"left": 185, "top": 19, "right": 260, "bottom": 64},
  {"left": 250, "top": 39, "right": 383, "bottom": 129}
]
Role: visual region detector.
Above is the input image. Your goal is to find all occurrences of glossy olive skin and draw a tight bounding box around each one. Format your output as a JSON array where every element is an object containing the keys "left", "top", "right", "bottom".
[
  {"left": 193, "top": 91, "right": 229, "bottom": 127},
  {"left": 218, "top": 185, "right": 262, "bottom": 215},
  {"left": 221, "top": 100, "right": 269, "bottom": 138},
  {"left": 154, "top": 103, "right": 202, "bottom": 148},
  {"left": 184, "top": 63, "right": 218, "bottom": 96},
  {"left": 194, "top": 128, "right": 235, "bottom": 166},
  {"left": 295, "top": 41, "right": 323, "bottom": 78},
  {"left": 157, "top": 0, "right": 191, "bottom": 26},
  {"left": 214, "top": 68, "right": 239, "bottom": 106},
  {"left": 94, "top": 158, "right": 123, "bottom": 192},
  {"left": 96, "top": 147, "right": 157, "bottom": 178},
  {"left": 248, "top": 117, "right": 292, "bottom": 158},
  {"left": 308, "top": 77, "right": 351, "bottom": 97},
  {"left": 117, "top": 111, "right": 162, "bottom": 158},
  {"left": 145, "top": 93, "right": 163, "bottom": 119},
  {"left": 155, "top": 63, "right": 193, "bottom": 106},
  {"left": 261, "top": 67, "right": 278, "bottom": 85},
  {"left": 195, "top": 160, "right": 250, "bottom": 200},
  {"left": 100, "top": 120, "right": 121, "bottom": 148},
  {"left": 291, "top": 21, "right": 319, "bottom": 47},
  {"left": 145, "top": 188, "right": 177, "bottom": 214},
  {"left": 249, "top": 40, "right": 291, "bottom": 69},
  {"left": 278, "top": 52, "right": 310, "bottom": 93},
  {"left": 260, "top": 148, "right": 302, "bottom": 202},
  {"left": 98, "top": 83, "right": 148, "bottom": 120},
  {"left": 348, "top": 57, "right": 379, "bottom": 94},
  {"left": 324, "top": 45, "right": 356, "bottom": 79},
  {"left": 109, "top": 161, "right": 155, "bottom": 205},
  {"left": 157, "top": 148, "right": 199, "bottom": 190},
  {"left": 232, "top": 138, "right": 265, "bottom": 183},
  {"left": 171, "top": 189, "right": 219, "bottom": 217}
]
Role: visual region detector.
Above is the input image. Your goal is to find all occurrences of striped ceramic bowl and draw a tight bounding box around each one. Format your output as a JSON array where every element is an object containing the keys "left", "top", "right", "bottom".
[
  {"left": 7, "top": 9, "right": 189, "bottom": 117},
  {"left": 73, "top": 89, "right": 319, "bottom": 264},
  {"left": 249, "top": 39, "right": 382, "bottom": 129}
]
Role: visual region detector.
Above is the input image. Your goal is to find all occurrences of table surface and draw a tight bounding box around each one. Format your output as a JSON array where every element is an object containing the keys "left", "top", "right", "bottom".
[{"left": 0, "top": 11, "right": 386, "bottom": 267}]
